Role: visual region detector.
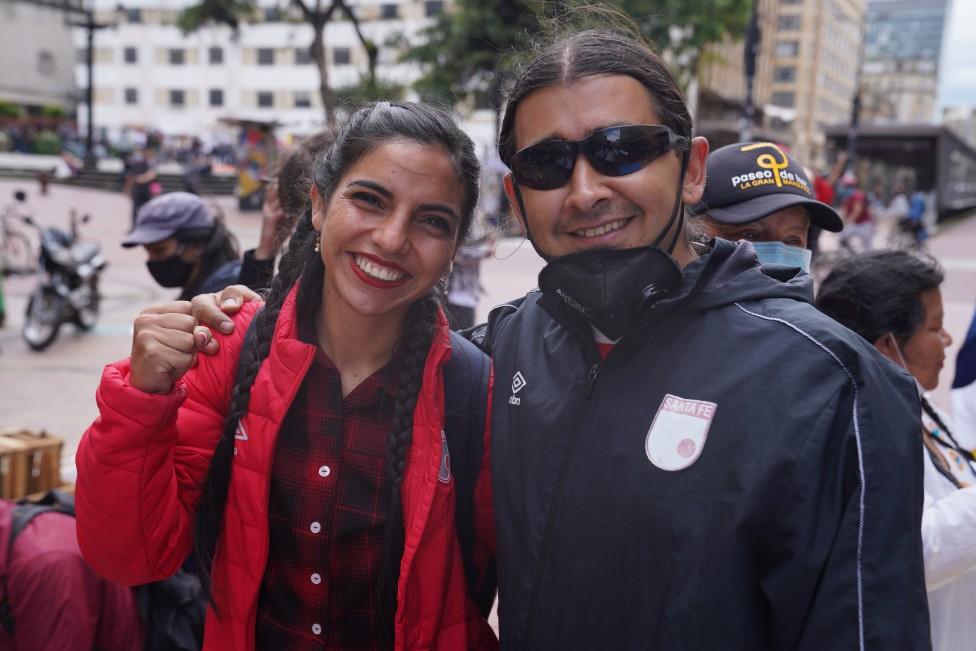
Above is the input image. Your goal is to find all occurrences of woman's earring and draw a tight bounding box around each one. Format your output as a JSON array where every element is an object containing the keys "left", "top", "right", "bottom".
[{"left": 314, "top": 234, "right": 321, "bottom": 253}]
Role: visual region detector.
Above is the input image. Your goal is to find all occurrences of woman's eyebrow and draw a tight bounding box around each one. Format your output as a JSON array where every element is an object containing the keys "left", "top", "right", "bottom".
[
  {"left": 347, "top": 179, "right": 392, "bottom": 198},
  {"left": 348, "top": 179, "right": 459, "bottom": 222}
]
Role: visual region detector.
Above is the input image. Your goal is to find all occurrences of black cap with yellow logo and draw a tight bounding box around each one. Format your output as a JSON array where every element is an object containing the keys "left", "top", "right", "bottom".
[{"left": 690, "top": 142, "right": 843, "bottom": 232}]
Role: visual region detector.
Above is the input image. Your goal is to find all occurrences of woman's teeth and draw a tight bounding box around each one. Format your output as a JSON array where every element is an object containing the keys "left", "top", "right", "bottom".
[
  {"left": 577, "top": 218, "right": 627, "bottom": 238},
  {"left": 354, "top": 255, "right": 405, "bottom": 282}
]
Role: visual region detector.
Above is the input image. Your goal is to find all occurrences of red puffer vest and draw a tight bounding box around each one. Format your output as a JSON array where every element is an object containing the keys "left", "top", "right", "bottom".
[{"left": 75, "top": 287, "right": 497, "bottom": 650}]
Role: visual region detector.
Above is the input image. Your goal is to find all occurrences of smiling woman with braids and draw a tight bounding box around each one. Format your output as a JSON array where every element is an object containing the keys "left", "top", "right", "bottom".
[{"left": 73, "top": 102, "right": 497, "bottom": 651}]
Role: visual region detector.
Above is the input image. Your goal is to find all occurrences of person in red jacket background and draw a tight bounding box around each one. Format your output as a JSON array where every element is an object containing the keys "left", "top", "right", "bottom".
[
  {"left": 75, "top": 102, "right": 496, "bottom": 651},
  {"left": 0, "top": 501, "right": 143, "bottom": 651}
]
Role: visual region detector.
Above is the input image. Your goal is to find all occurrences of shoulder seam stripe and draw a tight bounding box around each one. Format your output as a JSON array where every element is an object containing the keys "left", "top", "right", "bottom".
[{"left": 733, "top": 302, "right": 866, "bottom": 651}]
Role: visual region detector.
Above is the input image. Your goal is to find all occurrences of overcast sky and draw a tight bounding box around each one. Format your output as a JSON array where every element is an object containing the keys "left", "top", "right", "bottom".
[{"left": 938, "top": 0, "right": 976, "bottom": 110}]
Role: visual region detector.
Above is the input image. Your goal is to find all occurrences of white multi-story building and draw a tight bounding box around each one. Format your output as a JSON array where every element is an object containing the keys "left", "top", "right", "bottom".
[
  {"left": 73, "top": 0, "right": 470, "bottom": 145},
  {"left": 2, "top": 0, "right": 80, "bottom": 113}
]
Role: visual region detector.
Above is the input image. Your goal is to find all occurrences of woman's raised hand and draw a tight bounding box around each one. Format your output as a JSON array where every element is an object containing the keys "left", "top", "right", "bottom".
[{"left": 130, "top": 301, "right": 218, "bottom": 394}]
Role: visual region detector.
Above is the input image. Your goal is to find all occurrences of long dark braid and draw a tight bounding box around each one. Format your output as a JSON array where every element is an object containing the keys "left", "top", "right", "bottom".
[
  {"left": 193, "top": 213, "right": 319, "bottom": 611},
  {"left": 192, "top": 101, "right": 480, "bottom": 630},
  {"left": 376, "top": 292, "right": 440, "bottom": 645}
]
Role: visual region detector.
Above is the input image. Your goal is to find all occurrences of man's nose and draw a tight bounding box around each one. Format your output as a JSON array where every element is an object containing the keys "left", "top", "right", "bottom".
[{"left": 563, "top": 155, "right": 613, "bottom": 215}]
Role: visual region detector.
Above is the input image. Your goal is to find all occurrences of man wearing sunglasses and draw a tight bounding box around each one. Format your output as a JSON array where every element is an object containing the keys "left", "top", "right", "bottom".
[
  {"left": 189, "top": 26, "right": 929, "bottom": 651},
  {"left": 479, "top": 27, "right": 928, "bottom": 651}
]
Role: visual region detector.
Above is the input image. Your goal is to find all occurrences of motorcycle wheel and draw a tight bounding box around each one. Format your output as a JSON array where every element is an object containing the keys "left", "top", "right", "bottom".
[
  {"left": 72, "top": 278, "right": 100, "bottom": 331},
  {"left": 23, "top": 288, "right": 63, "bottom": 351}
]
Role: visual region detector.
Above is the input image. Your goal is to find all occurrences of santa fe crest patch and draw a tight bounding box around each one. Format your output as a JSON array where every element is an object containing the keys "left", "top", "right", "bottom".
[{"left": 645, "top": 394, "right": 717, "bottom": 471}]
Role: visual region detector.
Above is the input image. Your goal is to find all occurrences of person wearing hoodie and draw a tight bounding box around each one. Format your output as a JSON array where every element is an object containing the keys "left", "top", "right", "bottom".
[
  {"left": 187, "top": 24, "right": 931, "bottom": 650},
  {"left": 689, "top": 142, "right": 844, "bottom": 273}
]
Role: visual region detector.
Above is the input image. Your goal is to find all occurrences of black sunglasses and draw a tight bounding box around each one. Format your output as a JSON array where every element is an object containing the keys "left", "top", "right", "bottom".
[{"left": 508, "top": 124, "right": 690, "bottom": 191}]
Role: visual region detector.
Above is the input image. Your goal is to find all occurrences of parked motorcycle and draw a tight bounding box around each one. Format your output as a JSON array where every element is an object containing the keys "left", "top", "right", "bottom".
[{"left": 20, "top": 208, "right": 107, "bottom": 351}]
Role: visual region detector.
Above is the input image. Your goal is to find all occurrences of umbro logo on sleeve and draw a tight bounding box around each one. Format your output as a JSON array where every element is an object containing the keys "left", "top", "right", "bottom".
[{"left": 509, "top": 371, "right": 527, "bottom": 406}]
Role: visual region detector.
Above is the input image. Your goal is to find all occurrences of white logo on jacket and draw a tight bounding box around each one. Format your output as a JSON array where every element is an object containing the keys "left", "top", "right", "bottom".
[
  {"left": 509, "top": 371, "right": 527, "bottom": 406},
  {"left": 645, "top": 394, "right": 717, "bottom": 471}
]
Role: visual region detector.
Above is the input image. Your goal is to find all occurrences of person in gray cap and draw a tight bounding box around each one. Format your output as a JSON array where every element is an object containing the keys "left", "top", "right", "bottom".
[
  {"left": 690, "top": 141, "right": 844, "bottom": 272},
  {"left": 123, "top": 192, "right": 261, "bottom": 300}
]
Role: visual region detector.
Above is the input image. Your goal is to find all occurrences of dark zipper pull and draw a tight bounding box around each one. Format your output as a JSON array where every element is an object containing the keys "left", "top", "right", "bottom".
[{"left": 584, "top": 362, "right": 600, "bottom": 398}]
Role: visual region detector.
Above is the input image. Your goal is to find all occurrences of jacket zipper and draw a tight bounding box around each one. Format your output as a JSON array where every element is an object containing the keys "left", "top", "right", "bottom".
[{"left": 521, "top": 352, "right": 599, "bottom": 648}]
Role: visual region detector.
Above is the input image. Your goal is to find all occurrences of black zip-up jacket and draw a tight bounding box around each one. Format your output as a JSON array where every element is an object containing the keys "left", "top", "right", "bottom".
[{"left": 472, "top": 239, "right": 930, "bottom": 650}]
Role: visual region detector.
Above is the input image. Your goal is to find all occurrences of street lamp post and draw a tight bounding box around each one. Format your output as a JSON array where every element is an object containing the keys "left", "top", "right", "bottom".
[
  {"left": 70, "top": 11, "right": 112, "bottom": 170},
  {"left": 740, "top": 0, "right": 761, "bottom": 143},
  {"left": 844, "top": 8, "right": 868, "bottom": 174}
]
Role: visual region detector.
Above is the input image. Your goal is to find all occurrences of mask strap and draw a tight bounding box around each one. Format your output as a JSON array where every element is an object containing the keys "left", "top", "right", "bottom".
[
  {"left": 886, "top": 332, "right": 911, "bottom": 371},
  {"left": 511, "top": 181, "right": 551, "bottom": 262},
  {"left": 653, "top": 148, "right": 691, "bottom": 255}
]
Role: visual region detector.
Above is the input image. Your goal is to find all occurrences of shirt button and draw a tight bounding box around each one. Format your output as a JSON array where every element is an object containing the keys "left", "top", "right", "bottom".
[
  {"left": 312, "top": 623, "right": 322, "bottom": 635},
  {"left": 310, "top": 521, "right": 321, "bottom": 534},
  {"left": 318, "top": 465, "right": 331, "bottom": 478},
  {"left": 311, "top": 572, "right": 322, "bottom": 585}
]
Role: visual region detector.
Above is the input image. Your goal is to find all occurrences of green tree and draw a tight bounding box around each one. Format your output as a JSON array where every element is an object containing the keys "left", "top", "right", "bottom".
[
  {"left": 403, "top": 0, "right": 752, "bottom": 133},
  {"left": 178, "top": 0, "right": 378, "bottom": 129},
  {"left": 617, "top": 0, "right": 752, "bottom": 85},
  {"left": 399, "top": 0, "right": 545, "bottom": 132},
  {"left": 0, "top": 101, "right": 20, "bottom": 119}
]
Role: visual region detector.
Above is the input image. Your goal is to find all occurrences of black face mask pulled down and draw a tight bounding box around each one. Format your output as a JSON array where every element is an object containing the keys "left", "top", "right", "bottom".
[
  {"left": 146, "top": 255, "right": 195, "bottom": 288},
  {"left": 537, "top": 246, "right": 683, "bottom": 341}
]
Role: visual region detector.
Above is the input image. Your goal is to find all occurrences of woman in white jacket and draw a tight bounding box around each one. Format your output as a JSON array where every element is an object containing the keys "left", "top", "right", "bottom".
[{"left": 818, "top": 249, "right": 974, "bottom": 651}]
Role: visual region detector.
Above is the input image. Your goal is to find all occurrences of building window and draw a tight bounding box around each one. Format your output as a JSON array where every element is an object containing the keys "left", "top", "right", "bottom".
[
  {"left": 209, "top": 89, "right": 224, "bottom": 107},
  {"left": 124, "top": 88, "right": 138, "bottom": 105},
  {"left": 295, "top": 47, "right": 312, "bottom": 65},
  {"left": 775, "top": 40, "right": 799, "bottom": 57},
  {"left": 780, "top": 0, "right": 801, "bottom": 4},
  {"left": 257, "top": 48, "right": 275, "bottom": 65},
  {"left": 294, "top": 91, "right": 312, "bottom": 108},
  {"left": 170, "top": 90, "right": 185, "bottom": 107},
  {"left": 380, "top": 3, "right": 399, "bottom": 19},
  {"left": 37, "top": 51, "right": 55, "bottom": 76},
  {"left": 169, "top": 48, "right": 185, "bottom": 65},
  {"left": 209, "top": 47, "right": 223, "bottom": 64},
  {"left": 774, "top": 66, "right": 796, "bottom": 82},
  {"left": 264, "top": 6, "right": 281, "bottom": 21},
  {"left": 425, "top": 1, "right": 444, "bottom": 16},
  {"left": 333, "top": 47, "right": 351, "bottom": 65},
  {"left": 123, "top": 46, "right": 138, "bottom": 64},
  {"left": 777, "top": 14, "right": 802, "bottom": 31},
  {"left": 126, "top": 8, "right": 142, "bottom": 23},
  {"left": 771, "top": 91, "right": 795, "bottom": 108},
  {"left": 257, "top": 91, "right": 274, "bottom": 108}
]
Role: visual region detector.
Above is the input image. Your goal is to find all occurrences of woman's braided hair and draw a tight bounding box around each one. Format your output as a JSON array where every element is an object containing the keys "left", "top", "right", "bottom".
[{"left": 192, "top": 102, "right": 481, "bottom": 637}]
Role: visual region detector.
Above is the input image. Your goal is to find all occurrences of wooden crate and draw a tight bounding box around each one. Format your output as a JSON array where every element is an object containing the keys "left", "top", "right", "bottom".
[{"left": 0, "top": 429, "right": 63, "bottom": 499}]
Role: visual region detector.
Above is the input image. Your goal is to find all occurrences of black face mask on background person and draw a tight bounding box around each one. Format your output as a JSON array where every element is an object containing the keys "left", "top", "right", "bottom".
[
  {"left": 146, "top": 254, "right": 195, "bottom": 288},
  {"left": 538, "top": 246, "right": 683, "bottom": 340}
]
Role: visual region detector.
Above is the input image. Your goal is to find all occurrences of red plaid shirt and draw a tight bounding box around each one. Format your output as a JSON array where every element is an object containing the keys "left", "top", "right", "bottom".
[{"left": 255, "top": 311, "right": 400, "bottom": 650}]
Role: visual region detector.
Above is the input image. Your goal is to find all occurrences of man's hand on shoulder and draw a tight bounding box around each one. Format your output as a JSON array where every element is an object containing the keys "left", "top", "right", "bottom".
[{"left": 189, "top": 285, "right": 262, "bottom": 353}]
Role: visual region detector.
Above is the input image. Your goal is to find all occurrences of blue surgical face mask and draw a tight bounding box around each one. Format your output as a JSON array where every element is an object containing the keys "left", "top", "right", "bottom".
[{"left": 751, "top": 241, "right": 812, "bottom": 273}]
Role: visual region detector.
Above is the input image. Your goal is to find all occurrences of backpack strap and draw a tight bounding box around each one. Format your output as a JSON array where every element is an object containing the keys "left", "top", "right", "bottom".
[
  {"left": 0, "top": 491, "right": 76, "bottom": 637},
  {"left": 443, "top": 330, "right": 496, "bottom": 616}
]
